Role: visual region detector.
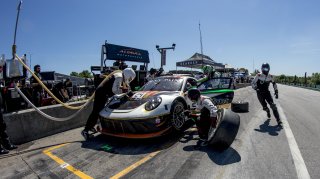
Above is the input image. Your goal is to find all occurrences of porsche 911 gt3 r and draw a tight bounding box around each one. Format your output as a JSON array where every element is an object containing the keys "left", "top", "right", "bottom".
[{"left": 97, "top": 76, "right": 235, "bottom": 138}]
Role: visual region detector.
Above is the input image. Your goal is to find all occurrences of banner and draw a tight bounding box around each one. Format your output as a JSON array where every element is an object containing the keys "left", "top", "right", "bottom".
[{"left": 106, "top": 43, "right": 150, "bottom": 63}]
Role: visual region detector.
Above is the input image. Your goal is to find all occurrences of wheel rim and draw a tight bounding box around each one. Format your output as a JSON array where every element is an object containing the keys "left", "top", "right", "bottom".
[{"left": 172, "top": 103, "right": 185, "bottom": 129}]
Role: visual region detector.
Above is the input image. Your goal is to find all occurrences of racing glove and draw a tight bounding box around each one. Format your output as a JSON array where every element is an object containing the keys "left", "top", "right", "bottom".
[{"left": 274, "top": 90, "right": 278, "bottom": 99}]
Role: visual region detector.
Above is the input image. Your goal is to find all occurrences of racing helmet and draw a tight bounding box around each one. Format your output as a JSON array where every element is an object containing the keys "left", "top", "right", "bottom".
[
  {"left": 202, "top": 65, "right": 213, "bottom": 74},
  {"left": 187, "top": 89, "right": 201, "bottom": 102},
  {"left": 261, "top": 63, "right": 270, "bottom": 75},
  {"left": 123, "top": 68, "right": 136, "bottom": 83}
]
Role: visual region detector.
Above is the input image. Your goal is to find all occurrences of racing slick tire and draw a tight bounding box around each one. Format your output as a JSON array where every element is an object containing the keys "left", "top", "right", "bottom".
[
  {"left": 208, "top": 109, "right": 240, "bottom": 151},
  {"left": 231, "top": 101, "right": 249, "bottom": 112},
  {"left": 170, "top": 101, "right": 187, "bottom": 131}
]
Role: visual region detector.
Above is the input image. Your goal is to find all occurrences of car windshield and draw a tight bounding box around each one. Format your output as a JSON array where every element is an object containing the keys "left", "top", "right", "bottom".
[
  {"left": 198, "top": 78, "right": 231, "bottom": 90},
  {"left": 140, "top": 78, "right": 183, "bottom": 91}
]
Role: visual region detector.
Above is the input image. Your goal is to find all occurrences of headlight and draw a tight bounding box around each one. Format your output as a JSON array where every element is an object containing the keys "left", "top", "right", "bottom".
[{"left": 145, "top": 96, "right": 162, "bottom": 111}]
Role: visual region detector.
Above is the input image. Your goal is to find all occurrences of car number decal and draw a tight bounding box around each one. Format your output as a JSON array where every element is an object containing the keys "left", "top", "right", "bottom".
[{"left": 132, "top": 92, "right": 145, "bottom": 100}]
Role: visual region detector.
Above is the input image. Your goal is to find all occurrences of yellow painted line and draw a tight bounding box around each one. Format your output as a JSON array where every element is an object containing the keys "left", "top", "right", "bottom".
[
  {"left": 110, "top": 150, "right": 161, "bottom": 179},
  {"left": 43, "top": 143, "right": 93, "bottom": 179}
]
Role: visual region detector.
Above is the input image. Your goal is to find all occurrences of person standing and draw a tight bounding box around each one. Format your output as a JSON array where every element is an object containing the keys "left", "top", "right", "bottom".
[
  {"left": 81, "top": 68, "right": 136, "bottom": 140},
  {"left": 30, "top": 65, "right": 42, "bottom": 107}
]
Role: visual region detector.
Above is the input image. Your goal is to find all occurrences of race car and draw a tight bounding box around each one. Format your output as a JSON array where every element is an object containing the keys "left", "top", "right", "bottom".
[
  {"left": 97, "top": 76, "right": 192, "bottom": 138},
  {"left": 97, "top": 75, "right": 237, "bottom": 139}
]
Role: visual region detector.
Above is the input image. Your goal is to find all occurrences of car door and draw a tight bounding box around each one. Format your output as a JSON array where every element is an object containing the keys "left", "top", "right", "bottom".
[{"left": 197, "top": 77, "right": 235, "bottom": 105}]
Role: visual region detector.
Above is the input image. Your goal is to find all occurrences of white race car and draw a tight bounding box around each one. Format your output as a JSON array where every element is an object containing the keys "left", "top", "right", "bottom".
[
  {"left": 97, "top": 76, "right": 195, "bottom": 138},
  {"left": 97, "top": 75, "right": 238, "bottom": 144}
]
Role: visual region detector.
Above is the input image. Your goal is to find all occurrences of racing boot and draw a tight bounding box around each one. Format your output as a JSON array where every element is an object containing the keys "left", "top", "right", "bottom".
[
  {"left": 0, "top": 145, "right": 9, "bottom": 155},
  {"left": 194, "top": 138, "right": 208, "bottom": 150},
  {"left": 1, "top": 138, "right": 17, "bottom": 150},
  {"left": 89, "top": 127, "right": 97, "bottom": 134},
  {"left": 81, "top": 130, "right": 92, "bottom": 141}
]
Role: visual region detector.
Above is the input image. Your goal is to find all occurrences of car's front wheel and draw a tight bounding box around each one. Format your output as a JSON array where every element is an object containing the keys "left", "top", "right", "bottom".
[{"left": 171, "top": 101, "right": 186, "bottom": 131}]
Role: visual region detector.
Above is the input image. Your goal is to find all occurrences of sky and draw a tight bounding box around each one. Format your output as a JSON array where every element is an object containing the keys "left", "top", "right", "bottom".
[{"left": 1, "top": 0, "right": 320, "bottom": 76}]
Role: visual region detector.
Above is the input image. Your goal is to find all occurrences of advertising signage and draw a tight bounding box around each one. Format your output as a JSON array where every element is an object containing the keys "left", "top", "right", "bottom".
[
  {"left": 176, "top": 60, "right": 203, "bottom": 66},
  {"left": 106, "top": 43, "right": 150, "bottom": 63}
]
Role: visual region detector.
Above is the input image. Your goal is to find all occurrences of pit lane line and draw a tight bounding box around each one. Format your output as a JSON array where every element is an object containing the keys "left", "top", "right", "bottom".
[
  {"left": 110, "top": 128, "right": 198, "bottom": 179},
  {"left": 278, "top": 104, "right": 311, "bottom": 179},
  {"left": 42, "top": 143, "right": 94, "bottom": 179},
  {"left": 41, "top": 128, "right": 198, "bottom": 179}
]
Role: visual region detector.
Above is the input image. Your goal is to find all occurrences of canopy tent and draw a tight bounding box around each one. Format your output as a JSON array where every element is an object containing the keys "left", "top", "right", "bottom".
[{"left": 176, "top": 53, "right": 224, "bottom": 69}]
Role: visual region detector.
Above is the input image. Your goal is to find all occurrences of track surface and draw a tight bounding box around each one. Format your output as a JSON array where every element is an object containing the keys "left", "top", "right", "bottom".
[{"left": 0, "top": 84, "right": 319, "bottom": 179}]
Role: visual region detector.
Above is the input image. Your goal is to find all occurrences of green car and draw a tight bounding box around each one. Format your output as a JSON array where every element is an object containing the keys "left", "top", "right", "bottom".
[{"left": 197, "top": 77, "right": 235, "bottom": 106}]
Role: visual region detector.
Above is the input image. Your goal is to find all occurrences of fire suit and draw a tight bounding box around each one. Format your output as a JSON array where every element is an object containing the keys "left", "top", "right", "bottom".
[
  {"left": 251, "top": 73, "right": 280, "bottom": 121},
  {"left": 84, "top": 72, "right": 129, "bottom": 131},
  {"left": 192, "top": 96, "right": 218, "bottom": 140}
]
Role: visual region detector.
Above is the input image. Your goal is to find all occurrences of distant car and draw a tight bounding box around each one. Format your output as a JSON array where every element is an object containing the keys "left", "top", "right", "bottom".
[{"left": 97, "top": 76, "right": 237, "bottom": 139}]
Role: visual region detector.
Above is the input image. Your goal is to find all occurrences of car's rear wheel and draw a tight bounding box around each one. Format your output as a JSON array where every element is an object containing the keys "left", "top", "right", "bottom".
[{"left": 171, "top": 101, "right": 186, "bottom": 131}]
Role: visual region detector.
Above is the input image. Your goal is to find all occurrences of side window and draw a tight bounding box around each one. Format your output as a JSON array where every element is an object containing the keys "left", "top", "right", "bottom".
[{"left": 198, "top": 78, "right": 231, "bottom": 90}]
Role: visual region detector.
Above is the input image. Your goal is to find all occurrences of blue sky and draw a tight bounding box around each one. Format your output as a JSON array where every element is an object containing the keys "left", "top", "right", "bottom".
[{"left": 1, "top": 0, "right": 320, "bottom": 76}]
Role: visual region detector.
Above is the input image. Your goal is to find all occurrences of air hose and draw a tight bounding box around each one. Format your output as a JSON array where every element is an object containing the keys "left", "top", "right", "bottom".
[
  {"left": 14, "top": 83, "right": 90, "bottom": 121},
  {"left": 15, "top": 54, "right": 121, "bottom": 110}
]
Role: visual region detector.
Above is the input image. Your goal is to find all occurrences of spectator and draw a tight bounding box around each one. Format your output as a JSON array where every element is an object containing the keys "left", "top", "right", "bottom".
[
  {"left": 145, "top": 68, "right": 157, "bottom": 83},
  {"left": 30, "top": 65, "right": 42, "bottom": 107}
]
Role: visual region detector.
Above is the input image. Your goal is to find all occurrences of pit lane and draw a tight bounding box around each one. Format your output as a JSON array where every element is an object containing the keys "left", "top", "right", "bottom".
[{"left": 1, "top": 85, "right": 320, "bottom": 179}]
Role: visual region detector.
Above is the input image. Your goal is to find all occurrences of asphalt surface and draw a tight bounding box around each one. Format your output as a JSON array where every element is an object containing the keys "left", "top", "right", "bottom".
[{"left": 1, "top": 84, "right": 319, "bottom": 179}]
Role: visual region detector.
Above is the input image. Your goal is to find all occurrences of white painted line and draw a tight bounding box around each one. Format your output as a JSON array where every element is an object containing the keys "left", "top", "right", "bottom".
[
  {"left": 278, "top": 104, "right": 311, "bottom": 179},
  {"left": 60, "top": 163, "right": 70, "bottom": 169}
]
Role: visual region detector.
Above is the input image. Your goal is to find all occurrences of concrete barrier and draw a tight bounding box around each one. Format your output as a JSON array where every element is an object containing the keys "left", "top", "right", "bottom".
[{"left": 3, "top": 101, "right": 93, "bottom": 144}]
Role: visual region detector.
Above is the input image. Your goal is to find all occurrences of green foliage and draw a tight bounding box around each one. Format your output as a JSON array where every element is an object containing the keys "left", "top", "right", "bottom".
[
  {"left": 311, "top": 73, "right": 320, "bottom": 85},
  {"left": 274, "top": 73, "right": 320, "bottom": 86},
  {"left": 79, "top": 70, "right": 93, "bottom": 78},
  {"left": 70, "top": 71, "right": 79, "bottom": 77},
  {"left": 70, "top": 70, "right": 93, "bottom": 78}
]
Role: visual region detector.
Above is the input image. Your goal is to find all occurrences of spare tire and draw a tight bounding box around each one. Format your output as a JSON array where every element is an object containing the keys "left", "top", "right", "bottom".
[
  {"left": 208, "top": 109, "right": 240, "bottom": 151},
  {"left": 231, "top": 101, "right": 249, "bottom": 112}
]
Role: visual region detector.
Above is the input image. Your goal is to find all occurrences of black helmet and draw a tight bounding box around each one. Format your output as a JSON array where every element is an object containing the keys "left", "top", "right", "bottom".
[
  {"left": 187, "top": 89, "right": 201, "bottom": 102},
  {"left": 149, "top": 68, "right": 157, "bottom": 75},
  {"left": 261, "top": 63, "right": 270, "bottom": 75}
]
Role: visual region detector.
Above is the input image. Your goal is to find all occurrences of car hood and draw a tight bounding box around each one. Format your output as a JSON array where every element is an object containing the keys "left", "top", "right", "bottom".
[{"left": 108, "top": 91, "right": 180, "bottom": 110}]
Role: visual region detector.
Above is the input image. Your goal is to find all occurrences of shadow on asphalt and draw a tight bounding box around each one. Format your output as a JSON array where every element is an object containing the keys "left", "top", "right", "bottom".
[
  {"left": 254, "top": 119, "right": 282, "bottom": 136},
  {"left": 81, "top": 130, "right": 184, "bottom": 155},
  {"left": 0, "top": 141, "right": 83, "bottom": 159},
  {"left": 180, "top": 130, "right": 241, "bottom": 166},
  {"left": 182, "top": 145, "right": 241, "bottom": 166}
]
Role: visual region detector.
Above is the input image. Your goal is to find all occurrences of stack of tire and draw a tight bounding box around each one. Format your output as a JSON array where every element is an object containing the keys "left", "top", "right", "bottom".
[{"left": 231, "top": 101, "right": 249, "bottom": 113}]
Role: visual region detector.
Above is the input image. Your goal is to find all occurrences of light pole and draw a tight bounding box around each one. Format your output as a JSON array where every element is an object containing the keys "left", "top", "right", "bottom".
[{"left": 156, "top": 43, "right": 176, "bottom": 68}]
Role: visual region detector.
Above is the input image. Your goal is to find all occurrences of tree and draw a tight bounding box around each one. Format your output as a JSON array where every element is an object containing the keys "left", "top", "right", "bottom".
[
  {"left": 79, "top": 70, "right": 93, "bottom": 78},
  {"left": 70, "top": 71, "right": 79, "bottom": 77},
  {"left": 311, "top": 73, "right": 320, "bottom": 85}
]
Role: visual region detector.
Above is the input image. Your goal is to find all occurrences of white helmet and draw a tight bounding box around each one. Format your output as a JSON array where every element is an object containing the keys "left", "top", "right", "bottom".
[{"left": 123, "top": 68, "right": 136, "bottom": 82}]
